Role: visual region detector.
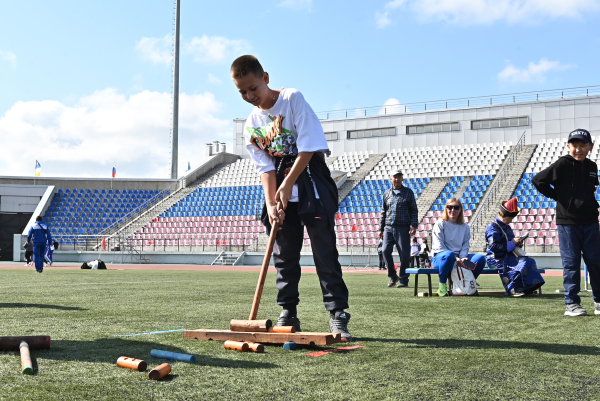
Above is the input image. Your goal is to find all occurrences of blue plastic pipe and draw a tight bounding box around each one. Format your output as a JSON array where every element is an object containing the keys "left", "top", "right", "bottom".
[{"left": 150, "top": 349, "right": 196, "bottom": 363}]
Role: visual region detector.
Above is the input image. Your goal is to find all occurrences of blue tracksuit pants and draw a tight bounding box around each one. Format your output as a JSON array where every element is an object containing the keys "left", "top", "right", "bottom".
[
  {"left": 33, "top": 243, "right": 46, "bottom": 272},
  {"left": 557, "top": 223, "right": 600, "bottom": 304},
  {"left": 432, "top": 251, "right": 486, "bottom": 284}
]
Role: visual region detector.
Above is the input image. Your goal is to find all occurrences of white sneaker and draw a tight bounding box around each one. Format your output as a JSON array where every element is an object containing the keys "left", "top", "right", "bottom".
[
  {"left": 594, "top": 302, "right": 600, "bottom": 315},
  {"left": 565, "top": 303, "right": 588, "bottom": 316}
]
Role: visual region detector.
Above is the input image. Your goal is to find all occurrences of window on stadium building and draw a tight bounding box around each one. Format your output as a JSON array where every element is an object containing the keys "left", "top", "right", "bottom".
[
  {"left": 325, "top": 132, "right": 339, "bottom": 141},
  {"left": 347, "top": 127, "right": 396, "bottom": 139},
  {"left": 471, "top": 117, "right": 529, "bottom": 130},
  {"left": 407, "top": 122, "right": 460, "bottom": 135}
]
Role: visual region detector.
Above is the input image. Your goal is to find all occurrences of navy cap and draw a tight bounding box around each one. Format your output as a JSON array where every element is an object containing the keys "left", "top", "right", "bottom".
[
  {"left": 392, "top": 169, "right": 403, "bottom": 176},
  {"left": 568, "top": 128, "right": 592, "bottom": 144}
]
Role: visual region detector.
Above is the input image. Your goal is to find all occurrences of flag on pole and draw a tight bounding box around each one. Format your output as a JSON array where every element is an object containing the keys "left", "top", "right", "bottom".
[
  {"left": 101, "top": 237, "right": 107, "bottom": 251},
  {"left": 188, "top": 161, "right": 191, "bottom": 171},
  {"left": 112, "top": 163, "right": 116, "bottom": 178},
  {"left": 35, "top": 161, "right": 41, "bottom": 176}
]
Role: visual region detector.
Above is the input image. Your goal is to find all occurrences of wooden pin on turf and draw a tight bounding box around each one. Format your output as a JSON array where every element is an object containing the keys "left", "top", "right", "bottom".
[{"left": 0, "top": 336, "right": 51, "bottom": 375}]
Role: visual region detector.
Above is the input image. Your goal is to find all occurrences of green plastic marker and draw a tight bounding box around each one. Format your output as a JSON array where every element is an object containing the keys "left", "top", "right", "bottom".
[{"left": 20, "top": 341, "right": 33, "bottom": 375}]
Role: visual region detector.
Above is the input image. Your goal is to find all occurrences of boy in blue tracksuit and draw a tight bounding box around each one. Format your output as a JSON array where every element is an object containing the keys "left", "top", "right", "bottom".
[
  {"left": 27, "top": 216, "right": 53, "bottom": 273},
  {"left": 532, "top": 128, "right": 600, "bottom": 316}
]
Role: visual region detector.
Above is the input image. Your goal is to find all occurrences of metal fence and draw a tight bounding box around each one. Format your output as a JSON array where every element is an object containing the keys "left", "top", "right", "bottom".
[
  {"left": 315, "top": 85, "right": 600, "bottom": 120},
  {"left": 469, "top": 130, "right": 527, "bottom": 236}
]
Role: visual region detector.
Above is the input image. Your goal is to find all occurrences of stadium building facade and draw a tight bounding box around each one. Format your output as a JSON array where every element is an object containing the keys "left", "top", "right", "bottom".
[{"left": 233, "top": 88, "right": 600, "bottom": 158}]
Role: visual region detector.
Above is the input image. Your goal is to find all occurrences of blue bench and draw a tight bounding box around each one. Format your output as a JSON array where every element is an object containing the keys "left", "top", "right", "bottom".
[{"left": 404, "top": 268, "right": 546, "bottom": 296}]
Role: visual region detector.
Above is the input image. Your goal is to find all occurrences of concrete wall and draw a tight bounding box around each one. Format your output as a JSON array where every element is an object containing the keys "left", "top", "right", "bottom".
[
  {"left": 0, "top": 184, "right": 48, "bottom": 213},
  {"left": 14, "top": 248, "right": 563, "bottom": 269},
  {"left": 183, "top": 152, "right": 240, "bottom": 187},
  {"left": 233, "top": 95, "right": 600, "bottom": 158}
]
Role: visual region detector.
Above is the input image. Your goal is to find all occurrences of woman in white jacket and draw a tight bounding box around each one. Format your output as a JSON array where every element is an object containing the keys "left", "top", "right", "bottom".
[{"left": 432, "top": 198, "right": 486, "bottom": 296}]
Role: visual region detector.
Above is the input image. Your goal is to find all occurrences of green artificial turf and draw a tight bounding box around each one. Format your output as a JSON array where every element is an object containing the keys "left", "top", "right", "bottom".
[{"left": 1, "top": 268, "right": 599, "bottom": 400}]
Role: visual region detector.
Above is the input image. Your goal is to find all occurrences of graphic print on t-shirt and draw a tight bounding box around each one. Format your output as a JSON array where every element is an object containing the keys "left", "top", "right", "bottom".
[{"left": 247, "top": 114, "right": 298, "bottom": 157}]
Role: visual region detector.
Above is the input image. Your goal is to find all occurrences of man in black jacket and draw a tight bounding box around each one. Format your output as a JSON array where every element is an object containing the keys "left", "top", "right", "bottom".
[{"left": 532, "top": 128, "right": 600, "bottom": 316}]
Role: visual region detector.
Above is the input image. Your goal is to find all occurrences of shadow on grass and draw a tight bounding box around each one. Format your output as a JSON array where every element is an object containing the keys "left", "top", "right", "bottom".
[
  {"left": 39, "top": 338, "right": 277, "bottom": 369},
  {"left": 0, "top": 303, "right": 86, "bottom": 311},
  {"left": 358, "top": 337, "right": 600, "bottom": 355}
]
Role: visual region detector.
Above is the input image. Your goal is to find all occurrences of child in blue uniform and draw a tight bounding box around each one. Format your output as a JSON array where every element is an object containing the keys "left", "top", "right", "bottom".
[
  {"left": 485, "top": 198, "right": 545, "bottom": 296},
  {"left": 27, "top": 216, "right": 53, "bottom": 273}
]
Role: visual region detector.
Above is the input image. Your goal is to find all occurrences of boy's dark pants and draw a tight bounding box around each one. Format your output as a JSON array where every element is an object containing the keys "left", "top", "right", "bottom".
[
  {"left": 382, "top": 225, "right": 410, "bottom": 284},
  {"left": 557, "top": 223, "right": 600, "bottom": 304},
  {"left": 272, "top": 202, "right": 349, "bottom": 312},
  {"left": 25, "top": 251, "right": 33, "bottom": 264}
]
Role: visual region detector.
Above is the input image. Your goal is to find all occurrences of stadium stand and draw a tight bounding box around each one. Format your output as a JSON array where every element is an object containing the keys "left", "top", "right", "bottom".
[
  {"left": 329, "top": 151, "right": 372, "bottom": 177},
  {"left": 366, "top": 143, "right": 510, "bottom": 180},
  {"left": 43, "top": 188, "right": 170, "bottom": 246}
]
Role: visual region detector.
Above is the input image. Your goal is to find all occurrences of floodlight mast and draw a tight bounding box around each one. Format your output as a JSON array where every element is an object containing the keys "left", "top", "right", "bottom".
[{"left": 170, "top": 0, "right": 180, "bottom": 179}]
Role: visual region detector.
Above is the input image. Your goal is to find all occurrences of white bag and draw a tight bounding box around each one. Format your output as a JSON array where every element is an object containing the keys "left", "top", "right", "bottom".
[{"left": 450, "top": 263, "right": 478, "bottom": 296}]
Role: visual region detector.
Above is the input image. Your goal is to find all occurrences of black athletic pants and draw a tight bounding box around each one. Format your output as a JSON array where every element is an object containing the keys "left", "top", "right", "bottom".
[{"left": 272, "top": 202, "right": 349, "bottom": 311}]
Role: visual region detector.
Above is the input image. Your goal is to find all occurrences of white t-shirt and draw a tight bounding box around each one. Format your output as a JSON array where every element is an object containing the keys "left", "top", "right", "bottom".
[{"left": 244, "top": 88, "right": 328, "bottom": 202}]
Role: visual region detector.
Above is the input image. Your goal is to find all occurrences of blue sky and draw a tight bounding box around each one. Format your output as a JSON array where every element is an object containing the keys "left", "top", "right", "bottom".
[{"left": 0, "top": 0, "right": 599, "bottom": 178}]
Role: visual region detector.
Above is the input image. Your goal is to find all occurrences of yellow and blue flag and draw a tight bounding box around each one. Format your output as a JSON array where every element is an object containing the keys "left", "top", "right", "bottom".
[{"left": 35, "top": 160, "right": 41, "bottom": 176}]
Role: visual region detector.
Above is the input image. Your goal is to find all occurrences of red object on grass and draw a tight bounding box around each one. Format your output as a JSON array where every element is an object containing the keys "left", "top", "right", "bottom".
[{"left": 306, "top": 345, "right": 364, "bottom": 357}]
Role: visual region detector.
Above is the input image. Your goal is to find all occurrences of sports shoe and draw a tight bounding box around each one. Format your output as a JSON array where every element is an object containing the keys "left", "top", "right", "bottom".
[
  {"left": 396, "top": 282, "right": 409, "bottom": 288},
  {"left": 36, "top": 269, "right": 43, "bottom": 274},
  {"left": 387, "top": 277, "right": 399, "bottom": 287},
  {"left": 276, "top": 309, "right": 301, "bottom": 332},
  {"left": 329, "top": 310, "right": 352, "bottom": 342},
  {"left": 511, "top": 292, "right": 525, "bottom": 297},
  {"left": 438, "top": 283, "right": 448, "bottom": 297},
  {"left": 565, "top": 303, "right": 588, "bottom": 316},
  {"left": 594, "top": 302, "right": 600, "bottom": 315}
]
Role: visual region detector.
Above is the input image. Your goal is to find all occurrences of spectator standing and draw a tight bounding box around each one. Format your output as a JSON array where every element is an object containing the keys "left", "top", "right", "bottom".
[
  {"left": 377, "top": 239, "right": 386, "bottom": 270},
  {"left": 24, "top": 241, "right": 33, "bottom": 266},
  {"left": 532, "top": 128, "right": 600, "bottom": 316},
  {"left": 419, "top": 238, "right": 431, "bottom": 267},
  {"left": 379, "top": 170, "right": 418, "bottom": 288},
  {"left": 26, "top": 216, "right": 52, "bottom": 273},
  {"left": 410, "top": 237, "right": 421, "bottom": 268}
]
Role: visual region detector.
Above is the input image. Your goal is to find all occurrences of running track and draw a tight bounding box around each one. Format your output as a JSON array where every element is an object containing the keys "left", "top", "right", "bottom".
[{"left": 0, "top": 262, "right": 565, "bottom": 275}]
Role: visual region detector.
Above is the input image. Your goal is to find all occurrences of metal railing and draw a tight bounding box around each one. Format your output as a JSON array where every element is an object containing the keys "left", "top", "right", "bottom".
[
  {"left": 315, "top": 85, "right": 600, "bottom": 120},
  {"left": 27, "top": 232, "right": 260, "bottom": 254},
  {"left": 468, "top": 131, "right": 527, "bottom": 235}
]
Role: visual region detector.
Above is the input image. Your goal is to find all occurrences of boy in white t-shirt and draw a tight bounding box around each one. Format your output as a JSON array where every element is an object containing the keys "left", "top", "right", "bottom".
[{"left": 230, "top": 55, "right": 352, "bottom": 341}]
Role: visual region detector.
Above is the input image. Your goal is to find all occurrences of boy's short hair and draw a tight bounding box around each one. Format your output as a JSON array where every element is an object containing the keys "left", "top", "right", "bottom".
[
  {"left": 36, "top": 216, "right": 43, "bottom": 221},
  {"left": 231, "top": 55, "right": 264, "bottom": 79}
]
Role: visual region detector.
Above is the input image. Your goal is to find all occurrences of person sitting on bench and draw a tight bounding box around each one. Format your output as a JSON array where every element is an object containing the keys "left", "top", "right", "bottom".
[
  {"left": 485, "top": 198, "right": 545, "bottom": 297},
  {"left": 431, "top": 198, "right": 486, "bottom": 296}
]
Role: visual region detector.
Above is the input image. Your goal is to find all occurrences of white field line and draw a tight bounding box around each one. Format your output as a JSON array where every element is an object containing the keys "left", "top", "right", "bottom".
[{"left": 0, "top": 280, "right": 193, "bottom": 290}]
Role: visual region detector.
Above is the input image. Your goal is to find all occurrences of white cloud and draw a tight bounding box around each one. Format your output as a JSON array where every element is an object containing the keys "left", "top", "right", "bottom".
[
  {"left": 497, "top": 58, "right": 575, "bottom": 83},
  {"left": 185, "top": 35, "right": 250, "bottom": 64},
  {"left": 376, "top": 0, "right": 407, "bottom": 28},
  {"left": 0, "top": 50, "right": 17, "bottom": 67},
  {"left": 375, "top": 11, "right": 392, "bottom": 28},
  {"left": 278, "top": 0, "right": 312, "bottom": 10},
  {"left": 375, "top": 0, "right": 600, "bottom": 27},
  {"left": 207, "top": 73, "right": 223, "bottom": 84},
  {"left": 0, "top": 89, "right": 231, "bottom": 178},
  {"left": 378, "top": 98, "right": 410, "bottom": 114},
  {"left": 135, "top": 35, "right": 172, "bottom": 65}
]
